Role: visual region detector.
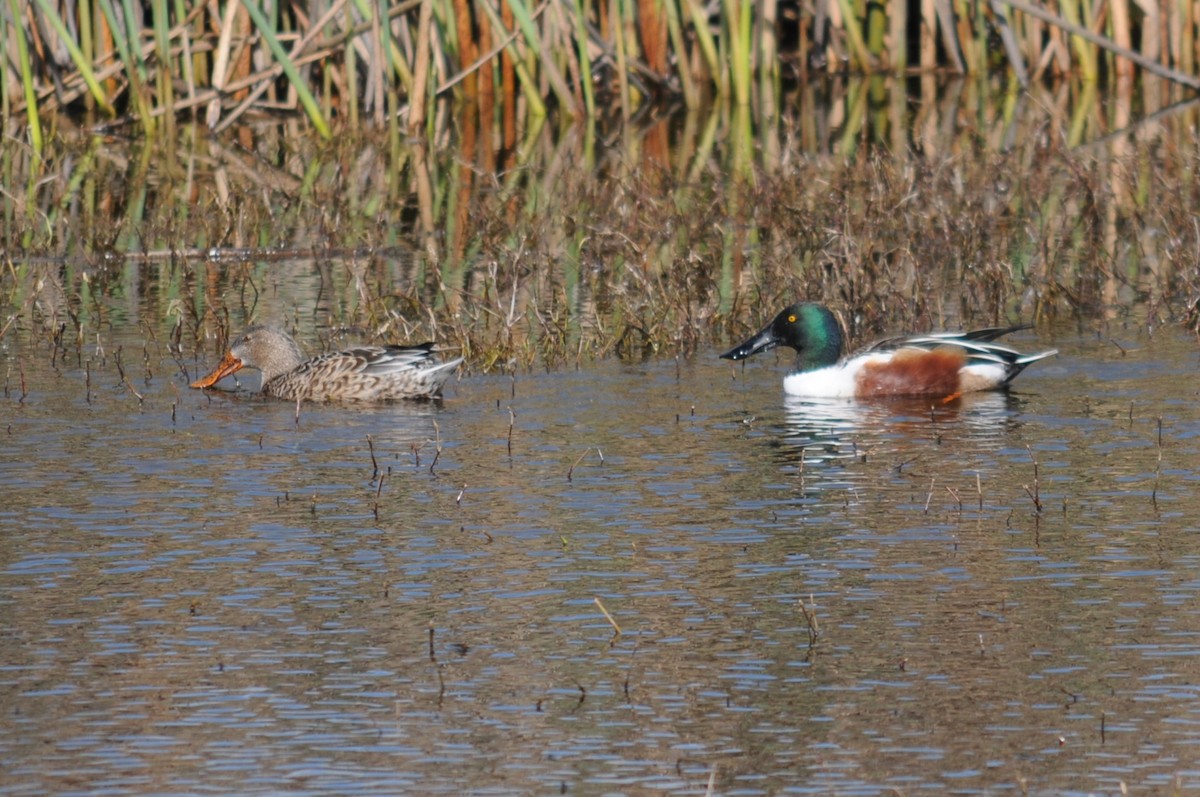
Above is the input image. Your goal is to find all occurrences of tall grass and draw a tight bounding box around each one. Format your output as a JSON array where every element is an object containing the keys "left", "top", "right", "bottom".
[
  {"left": 4, "top": 77, "right": 1199, "bottom": 368},
  {"left": 4, "top": 0, "right": 1199, "bottom": 139}
]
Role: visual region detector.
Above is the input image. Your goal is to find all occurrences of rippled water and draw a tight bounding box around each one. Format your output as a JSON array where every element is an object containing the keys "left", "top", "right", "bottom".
[{"left": 4, "top": 320, "right": 1200, "bottom": 795}]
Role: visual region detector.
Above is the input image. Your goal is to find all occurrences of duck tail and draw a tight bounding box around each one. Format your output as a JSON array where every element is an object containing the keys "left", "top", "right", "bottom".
[{"left": 1004, "top": 348, "right": 1058, "bottom": 383}]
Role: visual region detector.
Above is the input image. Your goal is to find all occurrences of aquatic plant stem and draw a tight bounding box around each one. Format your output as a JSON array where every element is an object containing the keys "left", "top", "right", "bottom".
[
  {"left": 661, "top": 0, "right": 697, "bottom": 108},
  {"left": 151, "top": 0, "right": 175, "bottom": 126},
  {"left": 502, "top": 0, "right": 579, "bottom": 116},
  {"left": 27, "top": 0, "right": 117, "bottom": 119},
  {"left": 611, "top": 0, "right": 631, "bottom": 118},
  {"left": 238, "top": 0, "right": 332, "bottom": 139},
  {"left": 1000, "top": 0, "right": 1200, "bottom": 89},
  {"left": 571, "top": 0, "right": 597, "bottom": 115},
  {"left": 721, "top": 0, "right": 752, "bottom": 103},
  {"left": 832, "top": 0, "right": 872, "bottom": 71},
  {"left": 476, "top": 0, "right": 546, "bottom": 118},
  {"left": 681, "top": 0, "right": 720, "bottom": 82},
  {"left": 594, "top": 597, "right": 621, "bottom": 635},
  {"left": 408, "top": 0, "right": 434, "bottom": 133},
  {"left": 6, "top": 0, "right": 42, "bottom": 155}
]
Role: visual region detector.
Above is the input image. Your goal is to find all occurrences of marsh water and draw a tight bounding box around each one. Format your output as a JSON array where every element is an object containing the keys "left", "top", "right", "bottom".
[
  {"left": 6, "top": 73, "right": 1200, "bottom": 794},
  {"left": 4, "top": 297, "right": 1200, "bottom": 795}
]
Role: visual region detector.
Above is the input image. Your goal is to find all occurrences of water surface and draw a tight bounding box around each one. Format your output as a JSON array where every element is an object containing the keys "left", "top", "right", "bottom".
[{"left": 4, "top": 319, "right": 1200, "bottom": 795}]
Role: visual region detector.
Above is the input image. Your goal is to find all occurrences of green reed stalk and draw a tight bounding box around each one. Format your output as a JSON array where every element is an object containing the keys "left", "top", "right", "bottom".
[
  {"left": 662, "top": 0, "right": 697, "bottom": 107},
  {"left": 151, "top": 0, "right": 174, "bottom": 124},
  {"left": 28, "top": 0, "right": 117, "bottom": 119},
  {"left": 5, "top": 0, "right": 42, "bottom": 155},
  {"left": 503, "top": 0, "right": 578, "bottom": 115},
  {"left": 349, "top": 0, "right": 415, "bottom": 93},
  {"left": 1065, "top": 79, "right": 1096, "bottom": 146},
  {"left": 866, "top": 0, "right": 884, "bottom": 59},
  {"left": 681, "top": 0, "right": 719, "bottom": 88},
  {"left": 1059, "top": 0, "right": 1098, "bottom": 80},
  {"left": 476, "top": 0, "right": 547, "bottom": 117},
  {"left": 238, "top": 0, "right": 332, "bottom": 139},
  {"left": 119, "top": 0, "right": 150, "bottom": 81},
  {"left": 721, "top": 0, "right": 752, "bottom": 103},
  {"left": 611, "top": 0, "right": 631, "bottom": 117},
  {"left": 344, "top": 2, "right": 359, "bottom": 125},
  {"left": 379, "top": 0, "right": 397, "bottom": 126},
  {"left": 0, "top": 21, "right": 8, "bottom": 123},
  {"left": 79, "top": 0, "right": 93, "bottom": 86},
  {"left": 833, "top": 0, "right": 872, "bottom": 71},
  {"left": 121, "top": 0, "right": 157, "bottom": 131},
  {"left": 570, "top": 0, "right": 596, "bottom": 115},
  {"left": 95, "top": 0, "right": 151, "bottom": 123}
]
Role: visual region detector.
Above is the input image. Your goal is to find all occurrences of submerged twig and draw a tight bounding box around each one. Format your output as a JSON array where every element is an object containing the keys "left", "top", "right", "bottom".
[
  {"left": 567, "top": 447, "right": 594, "bottom": 481},
  {"left": 594, "top": 596, "right": 621, "bottom": 636},
  {"left": 507, "top": 406, "right": 515, "bottom": 456},
  {"left": 122, "top": 375, "right": 144, "bottom": 404},
  {"left": 373, "top": 469, "right": 388, "bottom": 521},
  {"left": 367, "top": 434, "right": 379, "bottom": 479},
  {"left": 797, "top": 595, "right": 819, "bottom": 647},
  {"left": 1025, "top": 445, "right": 1043, "bottom": 513},
  {"left": 1153, "top": 415, "right": 1163, "bottom": 508},
  {"left": 430, "top": 419, "right": 442, "bottom": 475}
]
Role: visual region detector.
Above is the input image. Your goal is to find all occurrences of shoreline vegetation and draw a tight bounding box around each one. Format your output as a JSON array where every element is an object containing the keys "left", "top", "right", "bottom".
[
  {"left": 4, "top": 80, "right": 1199, "bottom": 372},
  {"left": 4, "top": 1, "right": 1200, "bottom": 371},
  {"left": 6, "top": 0, "right": 1200, "bottom": 143}
]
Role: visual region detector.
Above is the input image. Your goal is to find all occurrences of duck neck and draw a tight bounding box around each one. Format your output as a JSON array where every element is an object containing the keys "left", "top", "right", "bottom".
[
  {"left": 793, "top": 304, "right": 843, "bottom": 372},
  {"left": 259, "top": 347, "right": 305, "bottom": 384}
]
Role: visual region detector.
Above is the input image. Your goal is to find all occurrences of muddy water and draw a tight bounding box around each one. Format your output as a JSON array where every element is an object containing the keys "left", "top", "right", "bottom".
[{"left": 3, "top": 318, "right": 1200, "bottom": 794}]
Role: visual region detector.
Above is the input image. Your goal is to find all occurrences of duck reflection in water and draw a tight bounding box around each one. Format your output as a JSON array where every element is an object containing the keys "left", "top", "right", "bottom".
[{"left": 764, "top": 390, "right": 1030, "bottom": 468}]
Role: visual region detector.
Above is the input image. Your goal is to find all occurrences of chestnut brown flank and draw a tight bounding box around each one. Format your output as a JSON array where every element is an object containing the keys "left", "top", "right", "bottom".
[{"left": 855, "top": 346, "right": 966, "bottom": 397}]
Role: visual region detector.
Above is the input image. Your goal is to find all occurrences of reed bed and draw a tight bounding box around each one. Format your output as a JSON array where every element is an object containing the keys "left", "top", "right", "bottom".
[
  {"left": 3, "top": 76, "right": 1199, "bottom": 371},
  {"left": 5, "top": 0, "right": 1200, "bottom": 146}
]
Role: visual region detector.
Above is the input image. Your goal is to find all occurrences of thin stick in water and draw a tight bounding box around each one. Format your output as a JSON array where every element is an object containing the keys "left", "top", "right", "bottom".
[
  {"left": 507, "top": 406, "right": 515, "bottom": 456},
  {"left": 122, "top": 375, "right": 144, "bottom": 404},
  {"left": 594, "top": 597, "right": 621, "bottom": 636},
  {"left": 1025, "top": 445, "right": 1042, "bottom": 512},
  {"left": 567, "top": 447, "right": 593, "bottom": 481},
  {"left": 429, "top": 419, "right": 442, "bottom": 475},
  {"left": 367, "top": 434, "right": 379, "bottom": 479}
]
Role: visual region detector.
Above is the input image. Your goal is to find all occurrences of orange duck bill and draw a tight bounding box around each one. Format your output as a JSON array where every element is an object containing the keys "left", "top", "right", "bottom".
[{"left": 190, "top": 351, "right": 245, "bottom": 389}]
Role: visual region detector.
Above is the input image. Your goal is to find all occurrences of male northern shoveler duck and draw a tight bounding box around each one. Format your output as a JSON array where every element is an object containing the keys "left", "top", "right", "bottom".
[
  {"left": 190, "top": 325, "right": 462, "bottom": 401},
  {"left": 721, "top": 302, "right": 1056, "bottom": 400}
]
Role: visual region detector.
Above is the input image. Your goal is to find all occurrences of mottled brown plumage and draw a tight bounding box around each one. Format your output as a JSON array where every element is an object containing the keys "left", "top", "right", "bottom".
[{"left": 191, "top": 325, "right": 462, "bottom": 401}]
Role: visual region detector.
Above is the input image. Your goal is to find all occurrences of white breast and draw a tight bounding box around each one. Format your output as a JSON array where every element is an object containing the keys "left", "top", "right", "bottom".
[{"left": 781, "top": 356, "right": 884, "bottom": 397}]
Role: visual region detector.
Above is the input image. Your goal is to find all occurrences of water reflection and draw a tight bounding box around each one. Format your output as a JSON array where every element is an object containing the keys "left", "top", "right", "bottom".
[
  {"left": 769, "top": 390, "right": 1030, "bottom": 463},
  {"left": 8, "top": 320, "right": 1200, "bottom": 794}
]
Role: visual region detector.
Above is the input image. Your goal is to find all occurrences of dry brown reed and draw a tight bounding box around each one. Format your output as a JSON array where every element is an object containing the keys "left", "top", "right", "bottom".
[
  {"left": 2, "top": 75, "right": 1200, "bottom": 371},
  {"left": 6, "top": 0, "right": 1200, "bottom": 143}
]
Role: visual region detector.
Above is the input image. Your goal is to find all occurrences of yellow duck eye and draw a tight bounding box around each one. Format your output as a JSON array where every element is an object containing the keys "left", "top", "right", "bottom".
[{"left": 788, "top": 315, "right": 797, "bottom": 323}]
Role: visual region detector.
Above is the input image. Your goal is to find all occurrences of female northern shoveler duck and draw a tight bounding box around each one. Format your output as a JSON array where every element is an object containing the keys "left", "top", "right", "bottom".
[
  {"left": 190, "top": 325, "right": 462, "bottom": 401},
  {"left": 721, "top": 303, "right": 1056, "bottom": 400}
]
